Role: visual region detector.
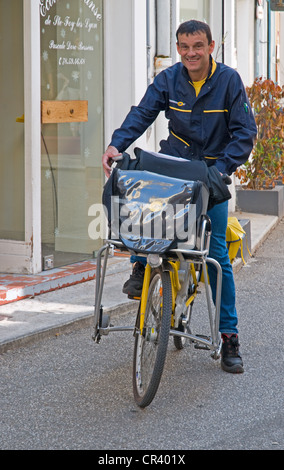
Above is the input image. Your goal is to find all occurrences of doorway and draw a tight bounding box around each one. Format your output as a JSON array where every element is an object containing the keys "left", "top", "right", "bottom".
[{"left": 0, "top": 1, "right": 25, "bottom": 243}]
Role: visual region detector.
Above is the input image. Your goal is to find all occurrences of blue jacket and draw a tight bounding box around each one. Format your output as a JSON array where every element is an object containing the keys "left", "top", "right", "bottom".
[{"left": 110, "top": 60, "right": 257, "bottom": 175}]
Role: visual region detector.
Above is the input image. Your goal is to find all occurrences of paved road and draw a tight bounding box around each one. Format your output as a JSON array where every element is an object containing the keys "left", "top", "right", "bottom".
[{"left": 1, "top": 219, "right": 284, "bottom": 451}]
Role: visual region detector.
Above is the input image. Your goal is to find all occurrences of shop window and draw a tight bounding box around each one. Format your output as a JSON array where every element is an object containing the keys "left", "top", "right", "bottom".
[
  {"left": 180, "top": 0, "right": 210, "bottom": 24},
  {"left": 40, "top": 0, "right": 104, "bottom": 267}
]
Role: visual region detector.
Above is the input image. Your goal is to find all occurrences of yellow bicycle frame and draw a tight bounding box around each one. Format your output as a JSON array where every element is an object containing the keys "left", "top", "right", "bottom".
[
  {"left": 186, "top": 263, "right": 198, "bottom": 307},
  {"left": 139, "top": 264, "right": 152, "bottom": 333},
  {"left": 138, "top": 261, "right": 199, "bottom": 333}
]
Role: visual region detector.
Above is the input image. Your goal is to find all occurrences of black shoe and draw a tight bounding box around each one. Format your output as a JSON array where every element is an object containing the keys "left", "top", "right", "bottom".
[
  {"left": 221, "top": 334, "right": 244, "bottom": 374},
  {"left": 122, "top": 262, "right": 145, "bottom": 298}
]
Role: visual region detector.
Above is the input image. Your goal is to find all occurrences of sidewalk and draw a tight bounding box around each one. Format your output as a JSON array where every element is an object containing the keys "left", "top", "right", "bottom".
[{"left": 0, "top": 211, "right": 279, "bottom": 353}]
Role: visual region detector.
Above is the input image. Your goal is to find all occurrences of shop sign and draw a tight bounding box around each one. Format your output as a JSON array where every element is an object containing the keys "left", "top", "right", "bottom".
[
  {"left": 40, "top": 0, "right": 102, "bottom": 83},
  {"left": 40, "top": 0, "right": 102, "bottom": 20}
]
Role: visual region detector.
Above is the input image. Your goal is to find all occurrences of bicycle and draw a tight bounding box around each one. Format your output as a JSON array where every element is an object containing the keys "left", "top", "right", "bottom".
[{"left": 92, "top": 165, "right": 223, "bottom": 408}]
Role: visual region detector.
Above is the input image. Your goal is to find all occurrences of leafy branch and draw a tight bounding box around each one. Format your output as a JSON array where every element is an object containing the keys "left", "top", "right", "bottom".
[{"left": 235, "top": 77, "right": 284, "bottom": 190}]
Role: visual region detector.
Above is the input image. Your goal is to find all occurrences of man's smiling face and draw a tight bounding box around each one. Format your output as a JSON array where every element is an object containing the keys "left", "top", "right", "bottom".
[{"left": 176, "top": 31, "right": 215, "bottom": 81}]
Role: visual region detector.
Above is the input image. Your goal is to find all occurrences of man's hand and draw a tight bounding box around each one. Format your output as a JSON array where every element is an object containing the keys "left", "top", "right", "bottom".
[{"left": 102, "top": 146, "right": 122, "bottom": 178}]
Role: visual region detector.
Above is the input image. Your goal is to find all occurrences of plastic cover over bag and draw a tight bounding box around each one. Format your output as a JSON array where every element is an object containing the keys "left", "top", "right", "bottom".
[{"left": 108, "top": 169, "right": 209, "bottom": 254}]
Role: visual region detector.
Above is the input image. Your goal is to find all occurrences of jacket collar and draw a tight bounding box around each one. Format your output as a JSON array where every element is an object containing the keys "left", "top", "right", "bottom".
[
  {"left": 179, "top": 56, "right": 220, "bottom": 98},
  {"left": 185, "top": 55, "right": 217, "bottom": 84}
]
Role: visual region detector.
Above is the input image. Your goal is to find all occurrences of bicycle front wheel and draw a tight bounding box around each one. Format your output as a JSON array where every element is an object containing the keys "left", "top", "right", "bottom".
[{"left": 133, "top": 267, "right": 172, "bottom": 408}]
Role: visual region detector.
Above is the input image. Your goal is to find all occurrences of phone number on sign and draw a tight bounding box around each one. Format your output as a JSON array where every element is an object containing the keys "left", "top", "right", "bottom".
[{"left": 59, "top": 57, "right": 86, "bottom": 66}]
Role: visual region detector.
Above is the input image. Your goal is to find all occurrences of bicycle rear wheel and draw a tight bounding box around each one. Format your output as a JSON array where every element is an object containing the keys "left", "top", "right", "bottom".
[{"left": 133, "top": 267, "right": 172, "bottom": 408}]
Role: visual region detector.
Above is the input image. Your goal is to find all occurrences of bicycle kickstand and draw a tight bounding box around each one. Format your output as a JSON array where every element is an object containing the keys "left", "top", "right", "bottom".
[{"left": 92, "top": 242, "right": 111, "bottom": 343}]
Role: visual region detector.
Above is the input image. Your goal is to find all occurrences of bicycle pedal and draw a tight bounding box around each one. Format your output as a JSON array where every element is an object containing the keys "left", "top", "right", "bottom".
[
  {"left": 194, "top": 344, "right": 210, "bottom": 350},
  {"left": 194, "top": 334, "right": 211, "bottom": 350}
]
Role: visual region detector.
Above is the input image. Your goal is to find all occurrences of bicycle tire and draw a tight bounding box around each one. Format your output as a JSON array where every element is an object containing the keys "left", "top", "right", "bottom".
[{"left": 132, "top": 267, "right": 172, "bottom": 408}]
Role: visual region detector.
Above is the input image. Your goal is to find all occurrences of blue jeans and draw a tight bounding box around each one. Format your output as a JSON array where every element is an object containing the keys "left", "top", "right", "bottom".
[
  {"left": 207, "top": 201, "right": 238, "bottom": 334},
  {"left": 130, "top": 200, "right": 238, "bottom": 334}
]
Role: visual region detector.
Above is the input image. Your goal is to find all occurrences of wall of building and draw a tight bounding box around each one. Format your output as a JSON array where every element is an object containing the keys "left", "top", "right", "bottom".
[{"left": 104, "top": 0, "right": 151, "bottom": 155}]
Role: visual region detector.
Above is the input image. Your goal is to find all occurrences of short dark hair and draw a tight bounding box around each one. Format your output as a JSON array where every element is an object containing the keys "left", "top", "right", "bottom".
[{"left": 176, "top": 20, "right": 212, "bottom": 45}]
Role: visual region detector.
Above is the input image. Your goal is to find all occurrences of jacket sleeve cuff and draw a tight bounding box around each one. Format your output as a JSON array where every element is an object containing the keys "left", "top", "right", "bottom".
[{"left": 109, "top": 140, "right": 124, "bottom": 154}]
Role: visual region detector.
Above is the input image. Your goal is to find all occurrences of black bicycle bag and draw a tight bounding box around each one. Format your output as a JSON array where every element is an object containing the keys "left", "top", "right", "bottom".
[{"left": 103, "top": 168, "right": 209, "bottom": 254}]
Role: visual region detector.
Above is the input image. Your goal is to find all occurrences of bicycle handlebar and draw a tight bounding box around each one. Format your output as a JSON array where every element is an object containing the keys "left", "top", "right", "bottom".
[{"left": 112, "top": 152, "right": 232, "bottom": 185}]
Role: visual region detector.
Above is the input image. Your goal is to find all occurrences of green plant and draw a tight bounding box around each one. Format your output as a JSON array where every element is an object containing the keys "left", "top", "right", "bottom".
[{"left": 235, "top": 77, "right": 284, "bottom": 189}]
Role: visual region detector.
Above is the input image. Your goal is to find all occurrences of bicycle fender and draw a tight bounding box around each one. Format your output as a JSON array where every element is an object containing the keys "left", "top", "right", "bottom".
[{"left": 162, "top": 260, "right": 174, "bottom": 272}]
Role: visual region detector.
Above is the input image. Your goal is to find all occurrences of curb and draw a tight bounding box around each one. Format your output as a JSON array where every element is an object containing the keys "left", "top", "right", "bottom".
[
  {"left": 0, "top": 300, "right": 138, "bottom": 354},
  {"left": 232, "top": 215, "right": 279, "bottom": 274},
  {"left": 1, "top": 216, "right": 280, "bottom": 354}
]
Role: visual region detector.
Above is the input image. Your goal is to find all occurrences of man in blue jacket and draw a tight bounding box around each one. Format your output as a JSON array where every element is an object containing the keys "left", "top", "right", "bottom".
[{"left": 102, "top": 20, "right": 257, "bottom": 373}]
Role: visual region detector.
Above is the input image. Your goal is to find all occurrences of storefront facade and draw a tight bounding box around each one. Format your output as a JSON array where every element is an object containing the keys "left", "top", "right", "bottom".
[
  {"left": 0, "top": 0, "right": 283, "bottom": 274},
  {"left": 0, "top": 0, "right": 150, "bottom": 274}
]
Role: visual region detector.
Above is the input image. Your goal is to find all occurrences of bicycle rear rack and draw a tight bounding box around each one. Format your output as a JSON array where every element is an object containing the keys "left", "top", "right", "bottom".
[
  {"left": 93, "top": 232, "right": 222, "bottom": 359},
  {"left": 92, "top": 240, "right": 135, "bottom": 343}
]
